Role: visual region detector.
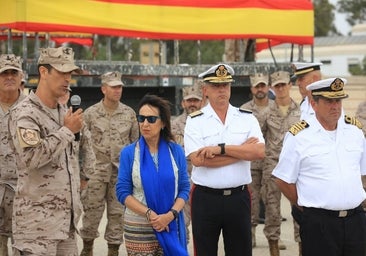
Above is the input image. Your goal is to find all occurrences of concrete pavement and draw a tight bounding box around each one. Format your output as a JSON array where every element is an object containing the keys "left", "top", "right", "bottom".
[{"left": 77, "top": 196, "right": 300, "bottom": 256}]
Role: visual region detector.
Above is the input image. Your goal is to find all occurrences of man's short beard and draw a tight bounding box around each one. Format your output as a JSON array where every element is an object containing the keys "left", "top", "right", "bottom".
[
  {"left": 254, "top": 92, "right": 266, "bottom": 100},
  {"left": 187, "top": 106, "right": 199, "bottom": 114}
]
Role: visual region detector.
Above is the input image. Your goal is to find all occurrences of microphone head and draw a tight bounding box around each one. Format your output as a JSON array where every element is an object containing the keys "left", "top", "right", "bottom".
[{"left": 70, "top": 95, "right": 81, "bottom": 106}]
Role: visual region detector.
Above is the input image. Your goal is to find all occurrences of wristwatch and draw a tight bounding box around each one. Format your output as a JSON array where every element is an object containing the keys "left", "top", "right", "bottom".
[
  {"left": 218, "top": 143, "right": 225, "bottom": 155},
  {"left": 170, "top": 209, "right": 179, "bottom": 220}
]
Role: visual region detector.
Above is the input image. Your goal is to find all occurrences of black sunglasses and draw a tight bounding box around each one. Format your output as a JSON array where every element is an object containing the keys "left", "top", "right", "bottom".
[{"left": 136, "top": 115, "right": 160, "bottom": 123}]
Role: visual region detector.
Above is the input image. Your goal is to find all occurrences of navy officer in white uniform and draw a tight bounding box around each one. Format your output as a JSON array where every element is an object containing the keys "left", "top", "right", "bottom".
[
  {"left": 184, "top": 63, "right": 265, "bottom": 256},
  {"left": 273, "top": 77, "right": 366, "bottom": 256}
]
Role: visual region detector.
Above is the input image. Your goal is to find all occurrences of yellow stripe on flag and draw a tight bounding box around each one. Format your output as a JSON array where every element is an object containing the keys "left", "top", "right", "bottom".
[{"left": 0, "top": 0, "right": 313, "bottom": 42}]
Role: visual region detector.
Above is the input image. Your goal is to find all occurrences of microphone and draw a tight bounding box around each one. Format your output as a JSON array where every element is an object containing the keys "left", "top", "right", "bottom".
[{"left": 70, "top": 95, "right": 81, "bottom": 141}]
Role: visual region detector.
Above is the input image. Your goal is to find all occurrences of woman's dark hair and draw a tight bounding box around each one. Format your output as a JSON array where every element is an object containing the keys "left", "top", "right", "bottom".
[{"left": 137, "top": 94, "right": 175, "bottom": 142}]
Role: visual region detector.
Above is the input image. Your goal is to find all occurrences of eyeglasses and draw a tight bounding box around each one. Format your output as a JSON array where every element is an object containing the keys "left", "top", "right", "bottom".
[{"left": 136, "top": 115, "right": 160, "bottom": 123}]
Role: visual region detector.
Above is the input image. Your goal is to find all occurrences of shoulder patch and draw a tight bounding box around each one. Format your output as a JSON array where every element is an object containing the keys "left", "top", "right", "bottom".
[
  {"left": 17, "top": 128, "right": 41, "bottom": 148},
  {"left": 189, "top": 110, "right": 203, "bottom": 118},
  {"left": 345, "top": 115, "right": 363, "bottom": 129},
  {"left": 289, "top": 120, "right": 309, "bottom": 136},
  {"left": 239, "top": 107, "right": 252, "bottom": 114}
]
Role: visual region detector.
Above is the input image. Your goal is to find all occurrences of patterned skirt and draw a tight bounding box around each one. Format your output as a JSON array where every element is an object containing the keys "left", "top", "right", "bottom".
[{"left": 124, "top": 212, "right": 163, "bottom": 256}]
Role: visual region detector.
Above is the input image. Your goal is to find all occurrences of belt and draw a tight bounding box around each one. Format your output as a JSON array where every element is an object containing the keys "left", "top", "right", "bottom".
[
  {"left": 303, "top": 205, "right": 363, "bottom": 218},
  {"left": 195, "top": 184, "right": 247, "bottom": 196}
]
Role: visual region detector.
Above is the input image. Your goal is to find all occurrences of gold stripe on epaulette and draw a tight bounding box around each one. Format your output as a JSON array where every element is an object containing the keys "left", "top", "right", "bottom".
[
  {"left": 345, "top": 115, "right": 363, "bottom": 129},
  {"left": 189, "top": 110, "right": 203, "bottom": 118},
  {"left": 239, "top": 107, "right": 252, "bottom": 114},
  {"left": 289, "top": 120, "right": 309, "bottom": 136}
]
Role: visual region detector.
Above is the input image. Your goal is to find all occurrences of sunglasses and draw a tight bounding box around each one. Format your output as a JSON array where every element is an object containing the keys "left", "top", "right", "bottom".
[{"left": 136, "top": 115, "right": 160, "bottom": 123}]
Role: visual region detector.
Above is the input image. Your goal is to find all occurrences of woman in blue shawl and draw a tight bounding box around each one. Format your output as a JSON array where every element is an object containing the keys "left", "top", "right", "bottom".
[{"left": 116, "top": 94, "right": 190, "bottom": 256}]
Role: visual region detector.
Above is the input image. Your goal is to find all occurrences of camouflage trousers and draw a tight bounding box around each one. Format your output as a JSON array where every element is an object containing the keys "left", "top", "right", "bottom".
[
  {"left": 0, "top": 185, "right": 14, "bottom": 237},
  {"left": 80, "top": 179, "right": 124, "bottom": 244},
  {"left": 249, "top": 168, "right": 266, "bottom": 227},
  {"left": 262, "top": 168, "right": 282, "bottom": 241},
  {"left": 13, "top": 232, "right": 78, "bottom": 256}
]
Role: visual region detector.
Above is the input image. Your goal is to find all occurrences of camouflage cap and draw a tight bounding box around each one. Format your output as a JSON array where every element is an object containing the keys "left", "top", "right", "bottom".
[
  {"left": 101, "top": 71, "right": 124, "bottom": 86},
  {"left": 270, "top": 71, "right": 290, "bottom": 87},
  {"left": 0, "top": 54, "right": 23, "bottom": 74},
  {"left": 250, "top": 73, "right": 268, "bottom": 87},
  {"left": 37, "top": 47, "right": 81, "bottom": 73},
  {"left": 182, "top": 85, "right": 202, "bottom": 100}
]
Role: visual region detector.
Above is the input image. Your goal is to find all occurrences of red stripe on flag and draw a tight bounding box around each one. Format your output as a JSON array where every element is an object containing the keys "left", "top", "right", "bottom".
[{"left": 6, "top": 22, "right": 313, "bottom": 45}]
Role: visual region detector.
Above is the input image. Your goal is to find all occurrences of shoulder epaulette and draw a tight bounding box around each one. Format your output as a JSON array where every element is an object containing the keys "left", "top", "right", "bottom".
[
  {"left": 239, "top": 107, "right": 252, "bottom": 114},
  {"left": 345, "top": 115, "right": 363, "bottom": 129},
  {"left": 189, "top": 110, "right": 203, "bottom": 118},
  {"left": 289, "top": 120, "right": 309, "bottom": 136}
]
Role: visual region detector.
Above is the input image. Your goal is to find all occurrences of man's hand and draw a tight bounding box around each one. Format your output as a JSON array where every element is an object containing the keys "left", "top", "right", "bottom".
[
  {"left": 196, "top": 146, "right": 220, "bottom": 159},
  {"left": 64, "top": 107, "right": 83, "bottom": 134}
]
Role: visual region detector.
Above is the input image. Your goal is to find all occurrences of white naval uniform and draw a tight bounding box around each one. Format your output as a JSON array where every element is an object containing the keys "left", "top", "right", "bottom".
[
  {"left": 184, "top": 103, "right": 264, "bottom": 189},
  {"left": 273, "top": 115, "right": 366, "bottom": 211},
  {"left": 300, "top": 96, "right": 315, "bottom": 120}
]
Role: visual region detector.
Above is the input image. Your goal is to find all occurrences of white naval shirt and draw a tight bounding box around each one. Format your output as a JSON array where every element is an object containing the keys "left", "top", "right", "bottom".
[
  {"left": 273, "top": 115, "right": 366, "bottom": 210},
  {"left": 184, "top": 103, "right": 264, "bottom": 189},
  {"left": 300, "top": 96, "right": 315, "bottom": 120}
]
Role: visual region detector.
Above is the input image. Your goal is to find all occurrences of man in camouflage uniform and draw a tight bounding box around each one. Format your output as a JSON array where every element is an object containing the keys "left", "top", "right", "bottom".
[
  {"left": 172, "top": 82, "right": 203, "bottom": 147},
  {"left": 8, "top": 47, "right": 84, "bottom": 255},
  {"left": 79, "top": 71, "right": 139, "bottom": 256},
  {"left": 171, "top": 82, "right": 203, "bottom": 243},
  {"left": 0, "top": 54, "right": 27, "bottom": 255},
  {"left": 262, "top": 71, "right": 300, "bottom": 256},
  {"left": 58, "top": 88, "right": 96, "bottom": 193},
  {"left": 240, "top": 73, "right": 276, "bottom": 248}
]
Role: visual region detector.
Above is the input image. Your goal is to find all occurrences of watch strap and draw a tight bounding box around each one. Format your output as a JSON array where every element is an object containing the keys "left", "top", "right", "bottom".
[{"left": 218, "top": 143, "right": 225, "bottom": 155}]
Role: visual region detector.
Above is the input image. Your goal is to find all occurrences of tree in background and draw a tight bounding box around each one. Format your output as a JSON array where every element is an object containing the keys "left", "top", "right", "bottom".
[
  {"left": 337, "top": 0, "right": 366, "bottom": 27},
  {"left": 313, "top": 0, "right": 339, "bottom": 36}
]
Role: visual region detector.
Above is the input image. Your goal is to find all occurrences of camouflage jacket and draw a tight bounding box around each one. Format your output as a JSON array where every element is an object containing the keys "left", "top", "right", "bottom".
[
  {"left": 0, "top": 91, "right": 26, "bottom": 189},
  {"left": 240, "top": 99, "right": 275, "bottom": 170},
  {"left": 8, "top": 91, "right": 82, "bottom": 240},
  {"left": 171, "top": 111, "right": 188, "bottom": 146},
  {"left": 72, "top": 124, "right": 96, "bottom": 181},
  {"left": 262, "top": 98, "right": 300, "bottom": 170},
  {"left": 356, "top": 101, "right": 366, "bottom": 137},
  {"left": 84, "top": 100, "right": 139, "bottom": 182}
]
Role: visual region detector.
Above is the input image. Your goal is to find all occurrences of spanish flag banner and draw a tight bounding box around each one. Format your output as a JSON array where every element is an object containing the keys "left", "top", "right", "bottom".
[{"left": 0, "top": 0, "right": 313, "bottom": 45}]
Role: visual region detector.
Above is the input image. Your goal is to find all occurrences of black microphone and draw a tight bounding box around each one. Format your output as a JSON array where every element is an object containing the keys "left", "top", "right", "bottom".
[{"left": 70, "top": 95, "right": 81, "bottom": 141}]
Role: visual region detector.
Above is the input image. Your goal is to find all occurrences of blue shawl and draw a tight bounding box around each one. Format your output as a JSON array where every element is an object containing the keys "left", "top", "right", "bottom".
[{"left": 139, "top": 137, "right": 188, "bottom": 256}]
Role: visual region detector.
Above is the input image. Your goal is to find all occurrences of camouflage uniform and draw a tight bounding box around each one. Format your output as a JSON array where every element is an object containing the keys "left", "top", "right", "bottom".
[
  {"left": 172, "top": 111, "right": 187, "bottom": 147},
  {"left": 355, "top": 101, "right": 366, "bottom": 209},
  {"left": 171, "top": 111, "right": 192, "bottom": 235},
  {"left": 171, "top": 84, "right": 203, "bottom": 243},
  {"left": 240, "top": 99, "right": 275, "bottom": 228},
  {"left": 73, "top": 125, "right": 96, "bottom": 191},
  {"left": 80, "top": 100, "right": 139, "bottom": 245},
  {"left": 8, "top": 91, "right": 82, "bottom": 247},
  {"left": 0, "top": 91, "right": 26, "bottom": 238},
  {"left": 262, "top": 98, "right": 300, "bottom": 241}
]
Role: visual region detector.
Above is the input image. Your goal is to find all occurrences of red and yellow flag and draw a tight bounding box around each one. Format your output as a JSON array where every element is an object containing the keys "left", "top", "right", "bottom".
[{"left": 0, "top": 0, "right": 313, "bottom": 44}]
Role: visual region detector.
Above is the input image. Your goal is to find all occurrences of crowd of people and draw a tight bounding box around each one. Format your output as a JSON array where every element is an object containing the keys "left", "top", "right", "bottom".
[{"left": 0, "top": 46, "right": 365, "bottom": 256}]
